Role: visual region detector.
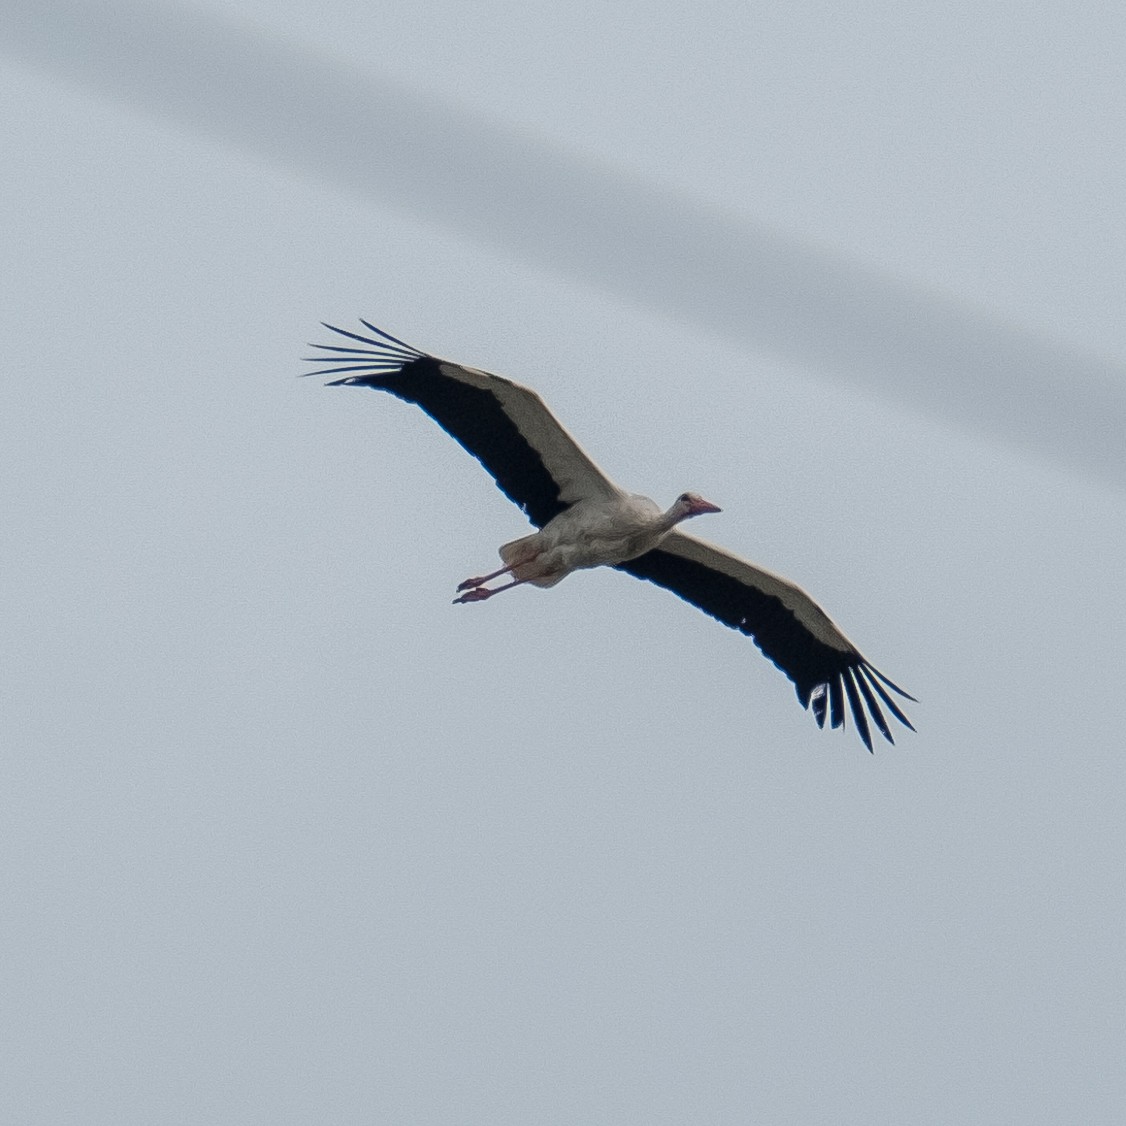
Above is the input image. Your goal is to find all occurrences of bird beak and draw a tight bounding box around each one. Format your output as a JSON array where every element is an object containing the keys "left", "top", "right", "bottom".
[{"left": 689, "top": 499, "right": 722, "bottom": 516}]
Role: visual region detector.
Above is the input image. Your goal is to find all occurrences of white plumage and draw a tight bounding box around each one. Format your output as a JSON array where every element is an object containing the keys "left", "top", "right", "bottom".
[
  {"left": 305, "top": 321, "right": 915, "bottom": 751},
  {"left": 457, "top": 492, "right": 720, "bottom": 599}
]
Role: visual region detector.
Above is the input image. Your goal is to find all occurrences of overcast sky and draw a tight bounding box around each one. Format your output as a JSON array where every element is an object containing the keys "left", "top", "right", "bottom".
[{"left": 3, "top": 2, "right": 1125, "bottom": 1123}]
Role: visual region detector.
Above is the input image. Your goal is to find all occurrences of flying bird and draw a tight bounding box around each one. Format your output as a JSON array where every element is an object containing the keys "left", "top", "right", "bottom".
[{"left": 305, "top": 321, "right": 915, "bottom": 750}]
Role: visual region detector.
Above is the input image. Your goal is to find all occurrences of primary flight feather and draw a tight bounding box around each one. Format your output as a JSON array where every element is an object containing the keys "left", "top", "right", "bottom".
[{"left": 305, "top": 321, "right": 915, "bottom": 751}]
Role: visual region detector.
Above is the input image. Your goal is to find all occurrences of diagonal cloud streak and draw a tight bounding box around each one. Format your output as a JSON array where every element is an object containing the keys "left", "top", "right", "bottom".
[{"left": 6, "top": 0, "right": 1126, "bottom": 490}]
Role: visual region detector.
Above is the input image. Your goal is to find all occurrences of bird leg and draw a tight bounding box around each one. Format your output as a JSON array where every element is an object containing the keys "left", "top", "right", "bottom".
[
  {"left": 455, "top": 564, "right": 516, "bottom": 592},
  {"left": 452, "top": 578, "right": 529, "bottom": 604}
]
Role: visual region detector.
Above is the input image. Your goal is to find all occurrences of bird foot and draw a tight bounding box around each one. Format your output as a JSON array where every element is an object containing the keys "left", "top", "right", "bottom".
[
  {"left": 456, "top": 576, "right": 488, "bottom": 591},
  {"left": 453, "top": 586, "right": 493, "bottom": 604}
]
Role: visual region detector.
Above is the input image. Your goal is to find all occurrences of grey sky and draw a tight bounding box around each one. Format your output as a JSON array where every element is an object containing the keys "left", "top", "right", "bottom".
[
  {"left": 3, "top": 2, "right": 1125, "bottom": 1123},
  {"left": 7, "top": 0, "right": 1126, "bottom": 490}
]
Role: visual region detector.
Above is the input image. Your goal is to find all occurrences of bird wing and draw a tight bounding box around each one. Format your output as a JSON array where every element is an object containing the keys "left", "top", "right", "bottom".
[
  {"left": 305, "top": 322, "right": 622, "bottom": 528},
  {"left": 615, "top": 530, "right": 915, "bottom": 751}
]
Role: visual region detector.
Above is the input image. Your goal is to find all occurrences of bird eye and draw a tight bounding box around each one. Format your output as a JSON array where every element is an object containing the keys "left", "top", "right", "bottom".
[{"left": 679, "top": 493, "right": 690, "bottom": 503}]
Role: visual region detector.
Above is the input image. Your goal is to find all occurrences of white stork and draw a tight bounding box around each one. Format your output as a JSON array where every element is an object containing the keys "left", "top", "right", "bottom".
[{"left": 305, "top": 321, "right": 915, "bottom": 751}]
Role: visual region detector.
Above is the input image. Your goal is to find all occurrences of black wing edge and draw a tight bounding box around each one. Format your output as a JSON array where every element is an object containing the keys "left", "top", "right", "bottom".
[
  {"left": 617, "top": 547, "right": 916, "bottom": 752},
  {"left": 302, "top": 320, "right": 427, "bottom": 381},
  {"left": 806, "top": 661, "right": 916, "bottom": 753},
  {"left": 303, "top": 320, "right": 569, "bottom": 528}
]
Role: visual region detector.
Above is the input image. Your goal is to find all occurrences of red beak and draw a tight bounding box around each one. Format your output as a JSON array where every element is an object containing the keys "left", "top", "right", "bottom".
[{"left": 689, "top": 498, "right": 722, "bottom": 516}]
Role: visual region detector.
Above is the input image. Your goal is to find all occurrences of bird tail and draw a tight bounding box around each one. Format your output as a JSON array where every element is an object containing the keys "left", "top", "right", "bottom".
[
  {"left": 499, "top": 531, "right": 538, "bottom": 576},
  {"left": 499, "top": 534, "right": 538, "bottom": 571},
  {"left": 499, "top": 534, "right": 565, "bottom": 587}
]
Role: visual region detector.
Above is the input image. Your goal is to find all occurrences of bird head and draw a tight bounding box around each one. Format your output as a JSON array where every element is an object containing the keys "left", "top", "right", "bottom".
[{"left": 671, "top": 492, "right": 722, "bottom": 521}]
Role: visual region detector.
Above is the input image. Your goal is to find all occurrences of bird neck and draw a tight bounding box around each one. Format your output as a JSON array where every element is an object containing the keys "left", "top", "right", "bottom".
[{"left": 660, "top": 505, "right": 688, "bottom": 532}]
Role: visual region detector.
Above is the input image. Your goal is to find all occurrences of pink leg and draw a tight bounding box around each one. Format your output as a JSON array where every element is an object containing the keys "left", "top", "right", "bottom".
[
  {"left": 456, "top": 563, "right": 517, "bottom": 592},
  {"left": 452, "top": 577, "right": 530, "bottom": 604}
]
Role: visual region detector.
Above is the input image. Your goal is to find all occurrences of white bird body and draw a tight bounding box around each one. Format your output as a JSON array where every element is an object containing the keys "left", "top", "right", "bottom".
[
  {"left": 499, "top": 493, "right": 695, "bottom": 588},
  {"left": 305, "top": 321, "right": 915, "bottom": 751}
]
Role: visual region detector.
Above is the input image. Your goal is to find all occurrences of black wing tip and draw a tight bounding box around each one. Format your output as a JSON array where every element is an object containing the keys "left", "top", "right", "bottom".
[
  {"left": 618, "top": 546, "right": 914, "bottom": 753},
  {"left": 800, "top": 660, "right": 915, "bottom": 751},
  {"left": 302, "top": 320, "right": 427, "bottom": 383},
  {"left": 867, "top": 664, "right": 918, "bottom": 703}
]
